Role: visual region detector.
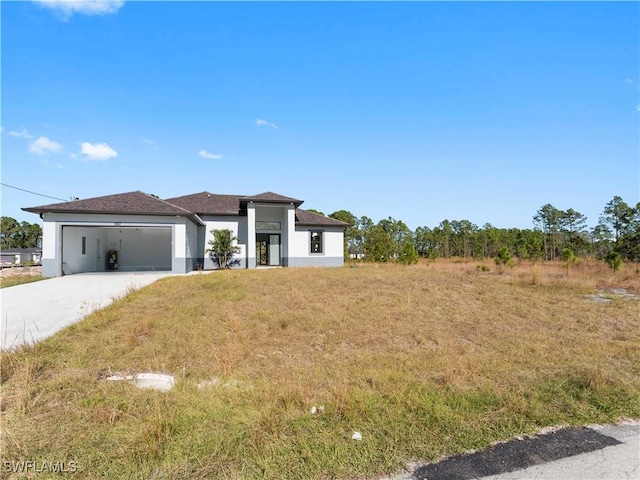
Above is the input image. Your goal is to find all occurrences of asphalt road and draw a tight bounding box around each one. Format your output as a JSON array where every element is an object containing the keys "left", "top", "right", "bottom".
[{"left": 388, "top": 420, "right": 639, "bottom": 480}]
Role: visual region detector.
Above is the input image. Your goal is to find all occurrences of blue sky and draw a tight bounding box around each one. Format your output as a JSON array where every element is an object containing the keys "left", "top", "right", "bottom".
[{"left": 2, "top": 1, "right": 638, "bottom": 230}]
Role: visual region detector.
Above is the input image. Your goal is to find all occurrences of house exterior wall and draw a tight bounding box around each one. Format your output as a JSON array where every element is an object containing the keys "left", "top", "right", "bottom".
[
  {"left": 40, "top": 212, "right": 198, "bottom": 277},
  {"left": 200, "top": 215, "right": 245, "bottom": 269},
  {"left": 35, "top": 202, "right": 345, "bottom": 276},
  {"left": 0, "top": 250, "right": 41, "bottom": 265},
  {"left": 288, "top": 226, "right": 345, "bottom": 267},
  {"left": 185, "top": 219, "right": 199, "bottom": 272},
  {"left": 200, "top": 206, "right": 344, "bottom": 269}
]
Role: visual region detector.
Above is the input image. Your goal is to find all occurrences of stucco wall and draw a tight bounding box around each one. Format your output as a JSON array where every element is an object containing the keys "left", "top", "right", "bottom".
[
  {"left": 201, "top": 216, "right": 245, "bottom": 269},
  {"left": 288, "top": 226, "right": 344, "bottom": 267},
  {"left": 40, "top": 212, "right": 199, "bottom": 276},
  {"left": 185, "top": 219, "right": 199, "bottom": 271}
]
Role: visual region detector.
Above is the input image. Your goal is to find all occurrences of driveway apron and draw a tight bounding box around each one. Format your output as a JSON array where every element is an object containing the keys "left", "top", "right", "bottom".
[{"left": 1, "top": 272, "right": 172, "bottom": 350}]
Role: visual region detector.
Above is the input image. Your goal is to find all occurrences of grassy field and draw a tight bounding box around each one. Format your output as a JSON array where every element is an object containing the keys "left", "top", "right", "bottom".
[
  {"left": 0, "top": 274, "right": 45, "bottom": 289},
  {"left": 1, "top": 259, "right": 639, "bottom": 479}
]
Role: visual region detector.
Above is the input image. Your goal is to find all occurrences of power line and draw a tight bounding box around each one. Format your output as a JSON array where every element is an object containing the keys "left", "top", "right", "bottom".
[{"left": 1, "top": 182, "right": 68, "bottom": 202}]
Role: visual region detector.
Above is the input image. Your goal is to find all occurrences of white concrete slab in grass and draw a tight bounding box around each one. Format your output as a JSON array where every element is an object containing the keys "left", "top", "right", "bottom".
[{"left": 1, "top": 272, "right": 174, "bottom": 350}]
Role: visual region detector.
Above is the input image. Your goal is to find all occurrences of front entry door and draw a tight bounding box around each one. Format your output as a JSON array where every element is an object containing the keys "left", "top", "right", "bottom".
[{"left": 256, "top": 233, "right": 280, "bottom": 266}]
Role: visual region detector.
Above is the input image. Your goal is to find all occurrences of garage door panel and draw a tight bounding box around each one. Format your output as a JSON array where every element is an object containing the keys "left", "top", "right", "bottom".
[
  {"left": 108, "top": 228, "right": 171, "bottom": 271},
  {"left": 62, "top": 226, "right": 171, "bottom": 274}
]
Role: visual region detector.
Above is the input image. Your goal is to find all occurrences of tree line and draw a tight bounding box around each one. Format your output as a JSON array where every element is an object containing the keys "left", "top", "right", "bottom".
[
  {"left": 323, "top": 195, "right": 640, "bottom": 264},
  {"left": 0, "top": 217, "right": 42, "bottom": 249}
]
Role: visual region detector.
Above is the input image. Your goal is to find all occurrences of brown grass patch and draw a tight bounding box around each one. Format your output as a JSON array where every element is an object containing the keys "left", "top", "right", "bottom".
[{"left": 1, "top": 261, "right": 638, "bottom": 479}]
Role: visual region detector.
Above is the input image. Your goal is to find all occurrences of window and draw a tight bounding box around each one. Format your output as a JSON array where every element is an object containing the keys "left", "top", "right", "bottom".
[
  {"left": 310, "top": 231, "right": 323, "bottom": 254},
  {"left": 256, "top": 221, "right": 281, "bottom": 230},
  {"left": 81, "top": 236, "right": 87, "bottom": 255}
]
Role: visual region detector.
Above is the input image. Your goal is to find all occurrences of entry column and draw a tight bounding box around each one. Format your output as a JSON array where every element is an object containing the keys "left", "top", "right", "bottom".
[{"left": 247, "top": 203, "right": 256, "bottom": 268}]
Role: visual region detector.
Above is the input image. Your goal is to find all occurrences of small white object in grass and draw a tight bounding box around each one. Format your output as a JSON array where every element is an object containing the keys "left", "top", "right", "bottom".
[
  {"left": 311, "top": 406, "right": 317, "bottom": 414},
  {"left": 318, "top": 405, "right": 325, "bottom": 413},
  {"left": 352, "top": 431, "right": 363, "bottom": 441},
  {"left": 134, "top": 373, "right": 175, "bottom": 391},
  {"left": 105, "top": 373, "right": 174, "bottom": 392}
]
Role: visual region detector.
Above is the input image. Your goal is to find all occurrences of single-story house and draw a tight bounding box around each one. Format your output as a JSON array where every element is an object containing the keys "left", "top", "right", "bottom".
[
  {"left": 0, "top": 248, "right": 42, "bottom": 266},
  {"left": 23, "top": 190, "right": 348, "bottom": 277}
]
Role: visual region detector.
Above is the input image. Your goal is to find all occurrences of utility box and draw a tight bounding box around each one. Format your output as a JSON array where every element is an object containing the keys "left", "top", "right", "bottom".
[{"left": 107, "top": 250, "right": 118, "bottom": 271}]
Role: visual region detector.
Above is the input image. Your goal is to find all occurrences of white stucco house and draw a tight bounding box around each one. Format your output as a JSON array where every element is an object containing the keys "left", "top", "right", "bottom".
[{"left": 23, "top": 191, "right": 348, "bottom": 277}]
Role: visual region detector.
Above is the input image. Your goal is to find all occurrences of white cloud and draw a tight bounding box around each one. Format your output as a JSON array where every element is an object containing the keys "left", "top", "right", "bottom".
[
  {"left": 198, "top": 149, "right": 223, "bottom": 160},
  {"left": 79, "top": 142, "right": 118, "bottom": 161},
  {"left": 33, "top": 0, "right": 125, "bottom": 17},
  {"left": 28, "top": 136, "right": 64, "bottom": 155},
  {"left": 8, "top": 128, "right": 35, "bottom": 139},
  {"left": 256, "top": 118, "right": 278, "bottom": 129}
]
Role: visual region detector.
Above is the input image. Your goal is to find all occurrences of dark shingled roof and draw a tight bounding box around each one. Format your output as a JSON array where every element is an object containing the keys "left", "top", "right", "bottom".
[
  {"left": 24, "top": 190, "right": 345, "bottom": 228},
  {"left": 23, "top": 191, "right": 195, "bottom": 216},
  {"left": 242, "top": 191, "right": 303, "bottom": 206},
  {"left": 164, "top": 192, "right": 242, "bottom": 216},
  {"left": 295, "top": 209, "right": 350, "bottom": 227}
]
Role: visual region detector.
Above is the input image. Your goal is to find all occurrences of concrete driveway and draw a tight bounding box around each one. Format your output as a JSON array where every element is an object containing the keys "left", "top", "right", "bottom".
[{"left": 1, "top": 272, "right": 173, "bottom": 350}]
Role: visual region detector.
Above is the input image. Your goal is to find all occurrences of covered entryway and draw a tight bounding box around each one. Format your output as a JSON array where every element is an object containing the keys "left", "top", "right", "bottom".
[
  {"left": 61, "top": 226, "right": 172, "bottom": 275},
  {"left": 256, "top": 233, "right": 281, "bottom": 266}
]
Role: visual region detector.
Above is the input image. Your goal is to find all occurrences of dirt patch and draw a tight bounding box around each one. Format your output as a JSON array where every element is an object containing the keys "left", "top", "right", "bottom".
[
  {"left": 584, "top": 288, "right": 640, "bottom": 303},
  {"left": 0, "top": 266, "right": 42, "bottom": 278}
]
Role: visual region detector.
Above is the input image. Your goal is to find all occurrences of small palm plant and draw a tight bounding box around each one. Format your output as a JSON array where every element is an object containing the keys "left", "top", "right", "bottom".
[{"left": 207, "top": 229, "right": 241, "bottom": 269}]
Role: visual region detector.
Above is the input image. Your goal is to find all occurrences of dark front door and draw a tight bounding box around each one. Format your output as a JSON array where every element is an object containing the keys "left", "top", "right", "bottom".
[{"left": 256, "top": 233, "right": 280, "bottom": 266}]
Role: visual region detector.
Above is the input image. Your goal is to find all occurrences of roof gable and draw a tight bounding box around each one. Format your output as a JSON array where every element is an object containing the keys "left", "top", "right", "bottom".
[{"left": 242, "top": 191, "right": 303, "bottom": 206}]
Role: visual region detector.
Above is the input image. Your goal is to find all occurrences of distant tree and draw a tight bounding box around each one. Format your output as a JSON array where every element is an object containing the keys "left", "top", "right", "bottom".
[
  {"left": 397, "top": 238, "right": 418, "bottom": 265},
  {"left": 206, "top": 229, "right": 240, "bottom": 269},
  {"left": 560, "top": 208, "right": 588, "bottom": 253},
  {"left": 618, "top": 202, "right": 640, "bottom": 261},
  {"left": 590, "top": 223, "right": 614, "bottom": 258},
  {"left": 354, "top": 216, "right": 374, "bottom": 258},
  {"left": 414, "top": 226, "right": 434, "bottom": 258},
  {"left": 533, "top": 204, "right": 563, "bottom": 260},
  {"left": 0, "top": 217, "right": 19, "bottom": 248},
  {"left": 605, "top": 251, "right": 622, "bottom": 273},
  {"left": 329, "top": 210, "right": 357, "bottom": 260},
  {"left": 561, "top": 248, "right": 576, "bottom": 275},
  {"left": 306, "top": 209, "right": 325, "bottom": 216},
  {"left": 600, "top": 196, "right": 633, "bottom": 242},
  {"left": 378, "top": 217, "right": 412, "bottom": 259},
  {"left": 437, "top": 220, "right": 454, "bottom": 258},
  {"left": 1, "top": 217, "right": 42, "bottom": 248},
  {"left": 364, "top": 225, "right": 393, "bottom": 262},
  {"left": 495, "top": 247, "right": 513, "bottom": 268}
]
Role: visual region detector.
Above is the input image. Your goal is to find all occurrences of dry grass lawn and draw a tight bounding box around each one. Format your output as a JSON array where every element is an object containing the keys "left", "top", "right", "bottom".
[
  {"left": 1, "top": 259, "right": 639, "bottom": 479},
  {"left": 0, "top": 274, "right": 45, "bottom": 289}
]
